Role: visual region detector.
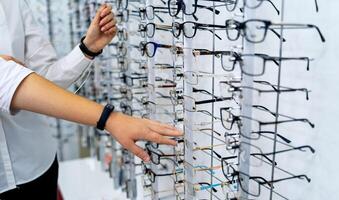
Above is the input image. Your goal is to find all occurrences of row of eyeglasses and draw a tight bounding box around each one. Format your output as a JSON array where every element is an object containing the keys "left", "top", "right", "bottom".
[{"left": 73, "top": 0, "right": 324, "bottom": 199}]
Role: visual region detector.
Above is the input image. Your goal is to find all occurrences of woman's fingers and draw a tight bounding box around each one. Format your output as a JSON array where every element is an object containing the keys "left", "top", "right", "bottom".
[
  {"left": 147, "top": 120, "right": 183, "bottom": 136},
  {"left": 99, "top": 13, "right": 114, "bottom": 27},
  {"left": 101, "top": 21, "right": 116, "bottom": 32},
  {"left": 144, "top": 131, "right": 177, "bottom": 146},
  {"left": 104, "top": 26, "right": 117, "bottom": 35},
  {"left": 125, "top": 142, "right": 150, "bottom": 162},
  {"left": 100, "top": 4, "right": 112, "bottom": 18},
  {"left": 150, "top": 120, "right": 178, "bottom": 130}
]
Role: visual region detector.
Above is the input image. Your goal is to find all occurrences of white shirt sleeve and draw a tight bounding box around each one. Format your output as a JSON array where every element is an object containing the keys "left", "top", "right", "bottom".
[
  {"left": 20, "top": 0, "right": 93, "bottom": 89},
  {"left": 0, "top": 59, "right": 33, "bottom": 113}
]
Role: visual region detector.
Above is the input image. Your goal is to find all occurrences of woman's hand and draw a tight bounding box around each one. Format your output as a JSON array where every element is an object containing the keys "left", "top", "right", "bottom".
[
  {"left": 106, "top": 112, "right": 183, "bottom": 162},
  {"left": 0, "top": 55, "right": 25, "bottom": 66},
  {"left": 83, "top": 4, "right": 117, "bottom": 54}
]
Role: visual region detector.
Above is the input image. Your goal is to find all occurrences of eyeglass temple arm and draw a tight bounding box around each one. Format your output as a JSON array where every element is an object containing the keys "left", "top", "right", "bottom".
[
  {"left": 279, "top": 87, "right": 310, "bottom": 100},
  {"left": 131, "top": 10, "right": 141, "bottom": 15},
  {"left": 198, "top": 182, "right": 218, "bottom": 192},
  {"left": 156, "top": 25, "right": 172, "bottom": 31},
  {"left": 193, "top": 87, "right": 217, "bottom": 98},
  {"left": 253, "top": 81, "right": 308, "bottom": 92},
  {"left": 251, "top": 176, "right": 272, "bottom": 187},
  {"left": 199, "top": 128, "right": 222, "bottom": 136},
  {"left": 263, "top": 118, "right": 315, "bottom": 128},
  {"left": 254, "top": 131, "right": 291, "bottom": 144},
  {"left": 195, "top": 97, "right": 233, "bottom": 105},
  {"left": 254, "top": 80, "right": 310, "bottom": 99},
  {"left": 309, "top": 24, "right": 325, "bottom": 42},
  {"left": 262, "top": 145, "right": 315, "bottom": 156},
  {"left": 196, "top": 23, "right": 227, "bottom": 40},
  {"left": 222, "top": 155, "right": 238, "bottom": 161},
  {"left": 272, "top": 56, "right": 311, "bottom": 71},
  {"left": 157, "top": 43, "right": 176, "bottom": 49},
  {"left": 268, "top": 174, "right": 311, "bottom": 184},
  {"left": 194, "top": 165, "right": 216, "bottom": 174},
  {"left": 251, "top": 153, "right": 277, "bottom": 166},
  {"left": 160, "top": 153, "right": 183, "bottom": 157},
  {"left": 197, "top": 110, "right": 221, "bottom": 120},
  {"left": 156, "top": 172, "right": 178, "bottom": 176},
  {"left": 192, "top": 48, "right": 214, "bottom": 56},
  {"left": 252, "top": 105, "right": 277, "bottom": 117},
  {"left": 196, "top": 4, "right": 220, "bottom": 15},
  {"left": 154, "top": 13, "right": 165, "bottom": 23},
  {"left": 243, "top": 84, "right": 278, "bottom": 94},
  {"left": 199, "top": 147, "right": 222, "bottom": 159},
  {"left": 252, "top": 105, "right": 314, "bottom": 126},
  {"left": 314, "top": 0, "right": 319, "bottom": 12},
  {"left": 153, "top": 6, "right": 169, "bottom": 9},
  {"left": 198, "top": 27, "right": 222, "bottom": 40},
  {"left": 270, "top": 23, "right": 325, "bottom": 42},
  {"left": 264, "top": 0, "right": 280, "bottom": 15},
  {"left": 268, "top": 28, "right": 287, "bottom": 42}
]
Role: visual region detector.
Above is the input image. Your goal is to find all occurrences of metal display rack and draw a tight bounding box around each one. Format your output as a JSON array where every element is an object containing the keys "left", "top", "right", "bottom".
[{"left": 39, "top": 0, "right": 324, "bottom": 199}]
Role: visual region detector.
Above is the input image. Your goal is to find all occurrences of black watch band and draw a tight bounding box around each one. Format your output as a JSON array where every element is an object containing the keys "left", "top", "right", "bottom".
[
  {"left": 79, "top": 36, "right": 103, "bottom": 58},
  {"left": 96, "top": 104, "right": 115, "bottom": 130}
]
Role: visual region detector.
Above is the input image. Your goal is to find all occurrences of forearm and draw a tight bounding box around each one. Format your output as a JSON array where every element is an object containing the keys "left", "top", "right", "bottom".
[
  {"left": 10, "top": 71, "right": 182, "bottom": 162},
  {"left": 11, "top": 73, "right": 103, "bottom": 127},
  {"left": 33, "top": 46, "right": 92, "bottom": 89}
]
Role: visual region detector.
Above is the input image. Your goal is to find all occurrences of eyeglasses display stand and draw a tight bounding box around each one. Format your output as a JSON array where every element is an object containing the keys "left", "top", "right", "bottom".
[
  {"left": 183, "top": 0, "right": 195, "bottom": 199},
  {"left": 31, "top": 0, "right": 325, "bottom": 199}
]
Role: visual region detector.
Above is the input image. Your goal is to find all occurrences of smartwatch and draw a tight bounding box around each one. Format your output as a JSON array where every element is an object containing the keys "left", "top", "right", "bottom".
[
  {"left": 79, "top": 36, "right": 103, "bottom": 58},
  {"left": 96, "top": 104, "right": 115, "bottom": 130}
]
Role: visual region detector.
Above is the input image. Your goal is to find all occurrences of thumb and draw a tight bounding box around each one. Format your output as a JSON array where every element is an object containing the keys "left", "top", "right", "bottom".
[{"left": 127, "top": 142, "right": 150, "bottom": 162}]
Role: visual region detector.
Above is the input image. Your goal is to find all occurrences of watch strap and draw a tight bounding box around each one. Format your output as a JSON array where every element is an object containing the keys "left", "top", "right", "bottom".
[
  {"left": 80, "top": 36, "right": 103, "bottom": 58},
  {"left": 97, "top": 104, "right": 115, "bottom": 130}
]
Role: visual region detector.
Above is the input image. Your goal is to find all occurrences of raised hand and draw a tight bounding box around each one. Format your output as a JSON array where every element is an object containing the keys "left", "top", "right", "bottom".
[{"left": 83, "top": 4, "right": 117, "bottom": 54}]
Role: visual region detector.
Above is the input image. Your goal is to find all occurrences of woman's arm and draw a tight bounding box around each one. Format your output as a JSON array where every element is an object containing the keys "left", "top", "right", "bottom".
[
  {"left": 10, "top": 72, "right": 182, "bottom": 162},
  {"left": 21, "top": 1, "right": 116, "bottom": 88}
]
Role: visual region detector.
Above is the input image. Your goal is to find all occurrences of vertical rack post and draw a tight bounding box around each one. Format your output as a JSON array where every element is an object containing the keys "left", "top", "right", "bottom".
[
  {"left": 144, "top": 0, "right": 159, "bottom": 199},
  {"left": 238, "top": 4, "right": 255, "bottom": 200},
  {"left": 125, "top": 14, "right": 138, "bottom": 200},
  {"left": 183, "top": 0, "right": 195, "bottom": 199},
  {"left": 209, "top": 0, "right": 216, "bottom": 199},
  {"left": 110, "top": 140, "right": 120, "bottom": 189},
  {"left": 269, "top": 0, "right": 285, "bottom": 199}
]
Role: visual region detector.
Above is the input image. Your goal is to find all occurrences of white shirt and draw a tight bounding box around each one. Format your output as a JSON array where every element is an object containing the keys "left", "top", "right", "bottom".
[
  {"left": 0, "top": 0, "right": 93, "bottom": 193},
  {"left": 0, "top": 59, "right": 33, "bottom": 114}
]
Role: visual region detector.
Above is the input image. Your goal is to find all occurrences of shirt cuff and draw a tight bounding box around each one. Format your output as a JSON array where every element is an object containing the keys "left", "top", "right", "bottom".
[
  {"left": 0, "top": 60, "right": 34, "bottom": 114},
  {"left": 70, "top": 44, "right": 94, "bottom": 73}
]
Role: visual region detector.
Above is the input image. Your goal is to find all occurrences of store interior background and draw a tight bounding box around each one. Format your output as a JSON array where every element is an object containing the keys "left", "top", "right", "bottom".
[{"left": 27, "top": 0, "right": 339, "bottom": 199}]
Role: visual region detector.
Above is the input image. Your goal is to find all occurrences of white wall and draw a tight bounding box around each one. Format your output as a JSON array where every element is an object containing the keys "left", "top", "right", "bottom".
[{"left": 262, "top": 1, "right": 339, "bottom": 199}]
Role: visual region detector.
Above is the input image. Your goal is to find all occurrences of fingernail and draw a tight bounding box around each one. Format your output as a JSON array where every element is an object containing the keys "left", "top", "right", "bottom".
[
  {"left": 144, "top": 156, "right": 150, "bottom": 162},
  {"left": 101, "top": 28, "right": 105, "bottom": 31}
]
